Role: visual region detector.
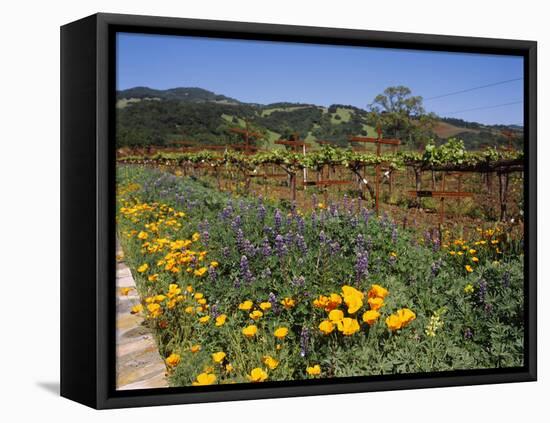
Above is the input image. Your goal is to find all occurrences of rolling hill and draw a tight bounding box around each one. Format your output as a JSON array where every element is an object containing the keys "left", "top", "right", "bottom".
[{"left": 116, "top": 87, "right": 523, "bottom": 150}]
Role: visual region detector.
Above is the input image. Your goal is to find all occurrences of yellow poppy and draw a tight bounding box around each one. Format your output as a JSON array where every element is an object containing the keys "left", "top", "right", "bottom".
[
  {"left": 362, "top": 309, "right": 381, "bottom": 326},
  {"left": 242, "top": 325, "right": 258, "bottom": 337},
  {"left": 306, "top": 365, "right": 321, "bottom": 375},
  {"left": 319, "top": 320, "right": 335, "bottom": 335},
  {"left": 262, "top": 356, "right": 279, "bottom": 370},
  {"left": 249, "top": 310, "right": 263, "bottom": 320},
  {"left": 212, "top": 352, "right": 226, "bottom": 363},
  {"left": 367, "top": 297, "right": 384, "bottom": 311},
  {"left": 192, "top": 373, "right": 216, "bottom": 386},
  {"left": 367, "top": 284, "right": 389, "bottom": 299},
  {"left": 259, "top": 302, "right": 272, "bottom": 311},
  {"left": 328, "top": 309, "right": 344, "bottom": 323},
  {"left": 165, "top": 353, "right": 180, "bottom": 367},
  {"left": 238, "top": 300, "right": 253, "bottom": 311},
  {"left": 274, "top": 327, "right": 289, "bottom": 339},
  {"left": 281, "top": 297, "right": 296, "bottom": 309},
  {"left": 248, "top": 368, "right": 268, "bottom": 382},
  {"left": 336, "top": 317, "right": 360, "bottom": 335},
  {"left": 215, "top": 314, "right": 227, "bottom": 326}
]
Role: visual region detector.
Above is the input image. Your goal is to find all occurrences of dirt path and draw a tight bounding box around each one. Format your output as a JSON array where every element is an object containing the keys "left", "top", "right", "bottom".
[{"left": 116, "top": 240, "right": 169, "bottom": 390}]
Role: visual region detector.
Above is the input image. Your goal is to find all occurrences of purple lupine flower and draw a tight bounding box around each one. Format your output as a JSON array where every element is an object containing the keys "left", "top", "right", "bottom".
[
  {"left": 208, "top": 264, "right": 217, "bottom": 281},
  {"left": 202, "top": 230, "right": 210, "bottom": 247},
  {"left": 311, "top": 211, "right": 318, "bottom": 228},
  {"left": 284, "top": 231, "right": 294, "bottom": 246},
  {"left": 299, "top": 327, "right": 310, "bottom": 357},
  {"left": 329, "top": 203, "right": 338, "bottom": 217},
  {"left": 319, "top": 230, "right": 327, "bottom": 244},
  {"left": 243, "top": 239, "right": 256, "bottom": 257},
  {"left": 231, "top": 215, "right": 242, "bottom": 231},
  {"left": 178, "top": 195, "right": 186, "bottom": 206},
  {"left": 319, "top": 208, "right": 326, "bottom": 224},
  {"left": 283, "top": 215, "right": 293, "bottom": 226},
  {"left": 235, "top": 228, "right": 244, "bottom": 251},
  {"left": 210, "top": 303, "right": 220, "bottom": 318},
  {"left": 329, "top": 241, "right": 341, "bottom": 255},
  {"left": 464, "top": 328, "right": 473, "bottom": 340},
  {"left": 222, "top": 247, "right": 230, "bottom": 260},
  {"left": 261, "top": 237, "right": 272, "bottom": 257},
  {"left": 274, "top": 209, "right": 282, "bottom": 232},
  {"left": 380, "top": 212, "right": 389, "bottom": 229},
  {"left": 355, "top": 233, "right": 365, "bottom": 251},
  {"left": 275, "top": 234, "right": 287, "bottom": 257},
  {"left": 361, "top": 207, "right": 370, "bottom": 226},
  {"left": 257, "top": 202, "right": 266, "bottom": 221},
  {"left": 290, "top": 201, "right": 297, "bottom": 216},
  {"left": 239, "top": 199, "right": 249, "bottom": 213},
  {"left": 291, "top": 276, "right": 305, "bottom": 288},
  {"left": 268, "top": 291, "right": 280, "bottom": 314},
  {"left": 295, "top": 234, "right": 307, "bottom": 253},
  {"left": 240, "top": 255, "right": 253, "bottom": 284},
  {"left": 220, "top": 205, "right": 233, "bottom": 220},
  {"left": 477, "top": 279, "right": 488, "bottom": 305},
  {"left": 350, "top": 216, "right": 358, "bottom": 228},
  {"left": 391, "top": 223, "right": 398, "bottom": 244},
  {"left": 432, "top": 236, "right": 441, "bottom": 252},
  {"left": 263, "top": 226, "right": 274, "bottom": 238},
  {"left": 296, "top": 216, "right": 305, "bottom": 234},
  {"left": 431, "top": 259, "right": 442, "bottom": 277},
  {"left": 355, "top": 250, "right": 369, "bottom": 283},
  {"left": 424, "top": 230, "right": 432, "bottom": 245}
]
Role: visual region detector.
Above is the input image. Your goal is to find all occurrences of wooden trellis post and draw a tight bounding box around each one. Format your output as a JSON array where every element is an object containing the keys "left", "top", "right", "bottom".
[
  {"left": 407, "top": 189, "right": 473, "bottom": 226},
  {"left": 498, "top": 170, "right": 510, "bottom": 221},
  {"left": 229, "top": 120, "right": 263, "bottom": 151},
  {"left": 275, "top": 134, "right": 311, "bottom": 201},
  {"left": 348, "top": 126, "right": 401, "bottom": 215}
]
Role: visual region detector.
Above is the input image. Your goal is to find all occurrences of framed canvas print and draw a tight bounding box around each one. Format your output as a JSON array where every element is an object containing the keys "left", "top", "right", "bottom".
[{"left": 60, "top": 13, "right": 537, "bottom": 409}]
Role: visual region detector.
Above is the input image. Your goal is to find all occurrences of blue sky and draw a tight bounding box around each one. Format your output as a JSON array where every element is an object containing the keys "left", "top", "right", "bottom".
[{"left": 117, "top": 33, "right": 524, "bottom": 125}]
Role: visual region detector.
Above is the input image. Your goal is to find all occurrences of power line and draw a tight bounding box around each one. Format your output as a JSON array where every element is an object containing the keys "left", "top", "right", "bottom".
[
  {"left": 442, "top": 100, "right": 523, "bottom": 116},
  {"left": 424, "top": 77, "right": 523, "bottom": 101}
]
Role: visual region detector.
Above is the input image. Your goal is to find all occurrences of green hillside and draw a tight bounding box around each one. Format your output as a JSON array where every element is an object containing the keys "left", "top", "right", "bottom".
[{"left": 116, "top": 87, "right": 523, "bottom": 150}]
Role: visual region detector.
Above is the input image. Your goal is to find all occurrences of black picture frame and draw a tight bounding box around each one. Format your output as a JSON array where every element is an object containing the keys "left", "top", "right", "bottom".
[{"left": 60, "top": 12, "right": 537, "bottom": 409}]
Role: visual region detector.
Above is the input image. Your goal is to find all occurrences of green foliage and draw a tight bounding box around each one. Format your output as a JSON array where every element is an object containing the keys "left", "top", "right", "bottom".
[
  {"left": 120, "top": 141, "right": 523, "bottom": 173},
  {"left": 116, "top": 166, "right": 524, "bottom": 386},
  {"left": 367, "top": 86, "right": 437, "bottom": 148}
]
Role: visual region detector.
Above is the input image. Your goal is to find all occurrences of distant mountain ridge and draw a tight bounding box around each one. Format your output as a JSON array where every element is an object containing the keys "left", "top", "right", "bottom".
[
  {"left": 116, "top": 86, "right": 524, "bottom": 150},
  {"left": 117, "top": 86, "right": 242, "bottom": 104}
]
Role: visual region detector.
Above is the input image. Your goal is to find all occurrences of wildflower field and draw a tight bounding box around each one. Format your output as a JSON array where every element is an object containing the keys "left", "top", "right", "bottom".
[{"left": 117, "top": 165, "right": 524, "bottom": 387}]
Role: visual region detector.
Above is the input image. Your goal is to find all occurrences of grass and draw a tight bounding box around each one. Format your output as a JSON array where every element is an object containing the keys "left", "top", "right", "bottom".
[
  {"left": 330, "top": 107, "right": 353, "bottom": 124},
  {"left": 261, "top": 106, "right": 311, "bottom": 117},
  {"left": 116, "top": 97, "right": 161, "bottom": 109}
]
